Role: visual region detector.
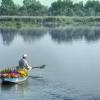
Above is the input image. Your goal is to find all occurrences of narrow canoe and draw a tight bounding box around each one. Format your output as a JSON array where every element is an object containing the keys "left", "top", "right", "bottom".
[
  {"left": 1, "top": 77, "right": 28, "bottom": 84},
  {"left": 0, "top": 67, "right": 32, "bottom": 84}
]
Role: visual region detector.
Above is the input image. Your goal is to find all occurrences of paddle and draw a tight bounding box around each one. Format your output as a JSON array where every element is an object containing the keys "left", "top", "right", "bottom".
[{"left": 32, "top": 65, "right": 46, "bottom": 69}]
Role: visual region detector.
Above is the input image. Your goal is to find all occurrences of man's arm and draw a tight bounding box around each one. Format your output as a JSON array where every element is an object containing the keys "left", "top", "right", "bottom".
[{"left": 24, "top": 60, "right": 32, "bottom": 70}]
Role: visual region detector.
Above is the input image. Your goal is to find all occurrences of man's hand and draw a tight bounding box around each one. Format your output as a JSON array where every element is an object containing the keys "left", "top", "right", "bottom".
[{"left": 26, "top": 66, "right": 32, "bottom": 71}]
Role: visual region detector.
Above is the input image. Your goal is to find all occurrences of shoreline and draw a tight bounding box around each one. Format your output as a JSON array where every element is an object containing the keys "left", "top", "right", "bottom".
[{"left": 0, "top": 16, "right": 100, "bottom": 29}]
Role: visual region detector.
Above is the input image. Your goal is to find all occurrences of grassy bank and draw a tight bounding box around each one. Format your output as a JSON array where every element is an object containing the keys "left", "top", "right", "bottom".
[{"left": 0, "top": 16, "right": 100, "bottom": 29}]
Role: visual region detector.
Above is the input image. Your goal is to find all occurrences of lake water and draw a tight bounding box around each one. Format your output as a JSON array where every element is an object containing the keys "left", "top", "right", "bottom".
[{"left": 0, "top": 26, "right": 100, "bottom": 100}]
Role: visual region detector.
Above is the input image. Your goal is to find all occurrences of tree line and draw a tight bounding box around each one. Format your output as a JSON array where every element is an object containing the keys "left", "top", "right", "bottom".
[{"left": 0, "top": 0, "right": 100, "bottom": 16}]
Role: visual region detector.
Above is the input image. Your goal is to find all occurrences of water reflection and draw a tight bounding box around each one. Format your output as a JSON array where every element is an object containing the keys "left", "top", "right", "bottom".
[
  {"left": 0, "top": 29, "right": 16, "bottom": 45},
  {"left": 49, "top": 27, "right": 100, "bottom": 43},
  {"left": 0, "top": 28, "right": 47, "bottom": 45},
  {"left": 0, "top": 27, "right": 100, "bottom": 45},
  {"left": 0, "top": 80, "right": 30, "bottom": 96},
  {"left": 0, "top": 76, "right": 47, "bottom": 96},
  {"left": 20, "top": 29, "right": 47, "bottom": 42}
]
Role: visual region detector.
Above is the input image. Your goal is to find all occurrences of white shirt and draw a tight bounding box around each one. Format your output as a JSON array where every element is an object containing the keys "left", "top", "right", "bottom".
[{"left": 19, "top": 58, "right": 29, "bottom": 68}]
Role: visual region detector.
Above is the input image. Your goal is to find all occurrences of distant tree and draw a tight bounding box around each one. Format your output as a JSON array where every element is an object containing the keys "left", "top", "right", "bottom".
[
  {"left": 85, "top": 0, "right": 100, "bottom": 16},
  {"left": 23, "top": 0, "right": 37, "bottom": 7},
  {"left": 73, "top": 2, "right": 85, "bottom": 16},
  {"left": 15, "top": 5, "right": 22, "bottom": 15},
  {"left": 0, "top": 0, "right": 100, "bottom": 16},
  {"left": 27, "top": 2, "right": 47, "bottom": 16},
  {"left": 18, "top": 5, "right": 27, "bottom": 15},
  {"left": 0, "top": 0, "right": 16, "bottom": 15},
  {"left": 49, "top": 0, "right": 73, "bottom": 16},
  {"left": 49, "top": 0, "right": 63, "bottom": 15},
  {"left": 21, "top": 0, "right": 47, "bottom": 16},
  {"left": 49, "top": 0, "right": 100, "bottom": 16}
]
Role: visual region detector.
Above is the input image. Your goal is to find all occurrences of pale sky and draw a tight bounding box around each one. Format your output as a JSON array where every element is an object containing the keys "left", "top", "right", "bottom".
[
  {"left": 13, "top": 0, "right": 100, "bottom": 6},
  {"left": 1, "top": 0, "right": 100, "bottom": 7},
  {"left": 13, "top": 0, "right": 57, "bottom": 6}
]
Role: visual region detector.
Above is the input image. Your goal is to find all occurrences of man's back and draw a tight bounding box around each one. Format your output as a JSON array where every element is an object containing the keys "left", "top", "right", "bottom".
[{"left": 19, "top": 58, "right": 28, "bottom": 68}]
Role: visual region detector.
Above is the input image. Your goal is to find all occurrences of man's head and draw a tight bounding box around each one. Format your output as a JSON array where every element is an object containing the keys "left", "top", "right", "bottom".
[{"left": 23, "top": 54, "right": 27, "bottom": 59}]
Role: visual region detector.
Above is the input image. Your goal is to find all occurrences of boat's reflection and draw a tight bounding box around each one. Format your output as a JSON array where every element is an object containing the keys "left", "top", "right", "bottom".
[
  {"left": 0, "top": 79, "right": 29, "bottom": 96},
  {"left": 0, "top": 76, "right": 46, "bottom": 96}
]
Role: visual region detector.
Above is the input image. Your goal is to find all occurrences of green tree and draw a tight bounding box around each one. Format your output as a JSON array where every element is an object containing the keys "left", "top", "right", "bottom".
[
  {"left": 23, "top": 0, "right": 37, "bottom": 7},
  {"left": 22, "top": 0, "right": 47, "bottom": 16},
  {"left": 85, "top": 0, "right": 100, "bottom": 16},
  {"left": 49, "top": 0, "right": 73, "bottom": 16},
  {"left": 73, "top": 2, "right": 85, "bottom": 16},
  {"left": 49, "top": 0, "right": 100, "bottom": 16},
  {"left": 0, "top": 0, "right": 16, "bottom": 15},
  {"left": 27, "top": 2, "right": 47, "bottom": 16}
]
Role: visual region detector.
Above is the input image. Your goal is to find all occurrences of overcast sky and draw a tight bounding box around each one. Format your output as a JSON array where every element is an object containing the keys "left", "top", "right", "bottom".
[
  {"left": 13, "top": 0, "right": 57, "bottom": 6},
  {"left": 4, "top": 0, "right": 100, "bottom": 6}
]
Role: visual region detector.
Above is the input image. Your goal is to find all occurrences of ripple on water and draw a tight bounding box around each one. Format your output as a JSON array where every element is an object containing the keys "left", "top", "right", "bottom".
[{"left": 0, "top": 77, "right": 100, "bottom": 100}]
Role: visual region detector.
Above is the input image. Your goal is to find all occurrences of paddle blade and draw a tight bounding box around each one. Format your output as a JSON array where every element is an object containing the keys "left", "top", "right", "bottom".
[{"left": 39, "top": 65, "right": 46, "bottom": 69}]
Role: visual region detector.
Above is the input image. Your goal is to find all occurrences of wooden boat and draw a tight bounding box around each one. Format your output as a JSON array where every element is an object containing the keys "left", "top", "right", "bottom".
[
  {"left": 1, "top": 77, "right": 28, "bottom": 84},
  {"left": 0, "top": 65, "right": 45, "bottom": 84},
  {"left": 0, "top": 67, "right": 32, "bottom": 84}
]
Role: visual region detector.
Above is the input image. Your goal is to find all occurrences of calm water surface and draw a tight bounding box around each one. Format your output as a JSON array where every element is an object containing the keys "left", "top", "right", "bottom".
[{"left": 0, "top": 27, "right": 100, "bottom": 100}]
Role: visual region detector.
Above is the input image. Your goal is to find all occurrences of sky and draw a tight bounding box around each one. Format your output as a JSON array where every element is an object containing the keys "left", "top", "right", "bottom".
[
  {"left": 14, "top": 0, "right": 100, "bottom": 6},
  {"left": 13, "top": 0, "right": 57, "bottom": 6},
  {"left": 1, "top": 0, "right": 100, "bottom": 7}
]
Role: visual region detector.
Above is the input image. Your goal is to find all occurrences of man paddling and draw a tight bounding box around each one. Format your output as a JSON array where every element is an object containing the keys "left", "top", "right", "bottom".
[{"left": 18, "top": 54, "right": 32, "bottom": 70}]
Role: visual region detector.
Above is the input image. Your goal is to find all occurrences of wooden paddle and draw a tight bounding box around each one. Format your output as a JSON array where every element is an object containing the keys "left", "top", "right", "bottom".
[{"left": 32, "top": 65, "right": 46, "bottom": 69}]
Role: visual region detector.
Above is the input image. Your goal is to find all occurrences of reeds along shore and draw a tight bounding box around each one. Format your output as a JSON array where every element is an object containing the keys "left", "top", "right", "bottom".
[{"left": 0, "top": 16, "right": 100, "bottom": 29}]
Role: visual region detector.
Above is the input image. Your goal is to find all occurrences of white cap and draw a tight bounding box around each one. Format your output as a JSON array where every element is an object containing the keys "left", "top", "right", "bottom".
[{"left": 23, "top": 54, "right": 27, "bottom": 58}]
